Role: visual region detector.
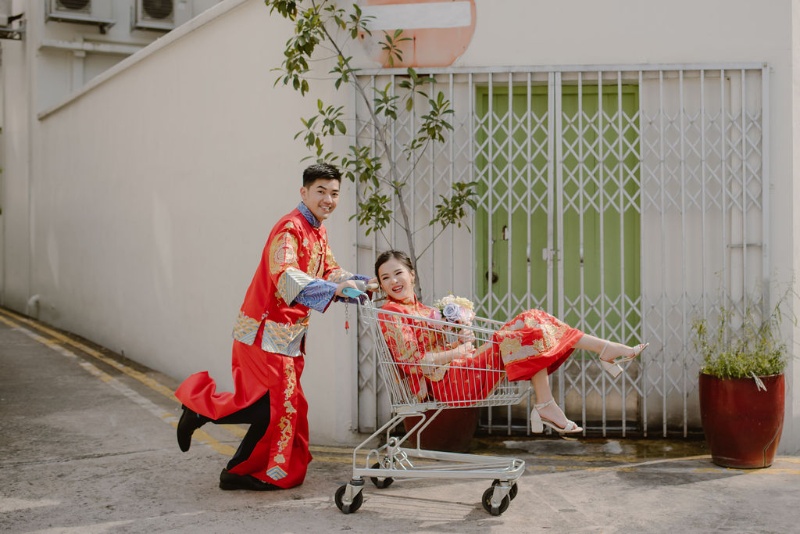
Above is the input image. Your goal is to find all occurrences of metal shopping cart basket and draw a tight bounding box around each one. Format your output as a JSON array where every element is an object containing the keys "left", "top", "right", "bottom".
[{"left": 334, "top": 297, "right": 529, "bottom": 516}]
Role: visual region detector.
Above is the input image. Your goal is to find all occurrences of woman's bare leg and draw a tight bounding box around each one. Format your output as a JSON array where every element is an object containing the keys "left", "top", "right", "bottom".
[
  {"left": 530, "top": 369, "right": 580, "bottom": 431},
  {"left": 528, "top": 335, "right": 646, "bottom": 432}
]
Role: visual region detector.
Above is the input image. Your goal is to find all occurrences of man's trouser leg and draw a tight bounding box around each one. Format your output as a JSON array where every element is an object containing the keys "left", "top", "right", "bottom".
[{"left": 213, "top": 394, "right": 271, "bottom": 470}]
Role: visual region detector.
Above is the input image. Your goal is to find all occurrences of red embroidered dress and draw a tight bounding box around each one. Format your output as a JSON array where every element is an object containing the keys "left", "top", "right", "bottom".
[
  {"left": 176, "top": 207, "right": 356, "bottom": 488},
  {"left": 379, "top": 297, "right": 584, "bottom": 405}
]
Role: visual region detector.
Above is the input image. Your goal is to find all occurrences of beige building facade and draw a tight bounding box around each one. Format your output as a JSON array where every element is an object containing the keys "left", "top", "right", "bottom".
[{"left": 1, "top": 0, "right": 798, "bottom": 452}]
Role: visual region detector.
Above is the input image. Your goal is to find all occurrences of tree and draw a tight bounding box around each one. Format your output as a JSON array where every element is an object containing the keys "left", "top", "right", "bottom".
[{"left": 265, "top": 0, "right": 476, "bottom": 295}]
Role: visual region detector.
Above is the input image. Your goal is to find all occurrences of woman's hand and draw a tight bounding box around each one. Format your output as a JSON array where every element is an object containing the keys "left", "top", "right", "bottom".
[
  {"left": 456, "top": 327, "right": 476, "bottom": 345},
  {"left": 455, "top": 342, "right": 476, "bottom": 358},
  {"left": 424, "top": 341, "right": 475, "bottom": 367}
]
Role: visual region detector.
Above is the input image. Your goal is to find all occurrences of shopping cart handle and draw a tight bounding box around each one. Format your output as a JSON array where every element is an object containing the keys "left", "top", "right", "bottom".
[
  {"left": 343, "top": 280, "right": 379, "bottom": 298},
  {"left": 342, "top": 287, "right": 364, "bottom": 298}
]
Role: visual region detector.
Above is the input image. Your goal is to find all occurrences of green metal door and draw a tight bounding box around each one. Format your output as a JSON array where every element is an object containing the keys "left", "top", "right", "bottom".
[{"left": 475, "top": 82, "right": 641, "bottom": 344}]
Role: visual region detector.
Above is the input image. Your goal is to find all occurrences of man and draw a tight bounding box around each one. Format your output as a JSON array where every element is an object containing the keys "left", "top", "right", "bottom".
[{"left": 175, "top": 163, "right": 369, "bottom": 490}]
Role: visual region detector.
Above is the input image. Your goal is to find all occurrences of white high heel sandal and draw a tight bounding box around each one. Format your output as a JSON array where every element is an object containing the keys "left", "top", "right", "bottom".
[
  {"left": 530, "top": 399, "right": 583, "bottom": 434},
  {"left": 599, "top": 341, "right": 649, "bottom": 378}
]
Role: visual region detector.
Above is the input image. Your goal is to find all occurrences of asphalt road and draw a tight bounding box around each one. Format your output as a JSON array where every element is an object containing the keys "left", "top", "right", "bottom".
[{"left": 1, "top": 306, "right": 799, "bottom": 533}]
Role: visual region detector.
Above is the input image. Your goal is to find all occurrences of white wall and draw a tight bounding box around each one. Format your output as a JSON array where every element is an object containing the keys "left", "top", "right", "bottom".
[
  {"left": 789, "top": 0, "right": 800, "bottom": 456},
  {"left": 2, "top": 0, "right": 797, "bottom": 451},
  {"left": 27, "top": 0, "right": 362, "bottom": 445},
  {"left": 458, "top": 1, "right": 787, "bottom": 67},
  {"left": 1, "top": 33, "right": 32, "bottom": 313},
  {"left": 34, "top": 0, "right": 224, "bottom": 111}
]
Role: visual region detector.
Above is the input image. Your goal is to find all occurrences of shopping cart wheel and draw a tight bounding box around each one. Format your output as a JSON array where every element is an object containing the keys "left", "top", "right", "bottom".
[
  {"left": 334, "top": 484, "right": 364, "bottom": 514},
  {"left": 370, "top": 462, "right": 394, "bottom": 489},
  {"left": 481, "top": 487, "right": 510, "bottom": 516},
  {"left": 492, "top": 479, "right": 518, "bottom": 500}
]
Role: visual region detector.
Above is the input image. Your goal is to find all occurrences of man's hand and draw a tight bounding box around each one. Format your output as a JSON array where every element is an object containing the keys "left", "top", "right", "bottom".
[{"left": 335, "top": 280, "right": 362, "bottom": 298}]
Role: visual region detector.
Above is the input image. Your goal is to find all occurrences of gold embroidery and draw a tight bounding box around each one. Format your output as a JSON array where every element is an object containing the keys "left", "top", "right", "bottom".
[
  {"left": 232, "top": 312, "right": 260, "bottom": 345},
  {"left": 269, "top": 231, "right": 300, "bottom": 275},
  {"left": 499, "top": 337, "right": 523, "bottom": 359},
  {"left": 326, "top": 268, "right": 355, "bottom": 284},
  {"left": 307, "top": 241, "right": 323, "bottom": 278},
  {"left": 420, "top": 364, "right": 448, "bottom": 382},
  {"left": 274, "top": 364, "right": 297, "bottom": 461},
  {"left": 324, "top": 247, "right": 357, "bottom": 283},
  {"left": 261, "top": 319, "right": 307, "bottom": 356},
  {"left": 416, "top": 380, "right": 428, "bottom": 401},
  {"left": 501, "top": 344, "right": 540, "bottom": 365}
]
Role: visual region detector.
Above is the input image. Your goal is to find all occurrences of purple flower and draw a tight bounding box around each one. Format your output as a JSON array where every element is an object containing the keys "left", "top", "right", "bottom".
[{"left": 442, "top": 303, "right": 461, "bottom": 322}]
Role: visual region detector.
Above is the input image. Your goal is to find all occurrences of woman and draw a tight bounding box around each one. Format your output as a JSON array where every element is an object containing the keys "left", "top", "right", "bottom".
[{"left": 375, "top": 250, "right": 647, "bottom": 434}]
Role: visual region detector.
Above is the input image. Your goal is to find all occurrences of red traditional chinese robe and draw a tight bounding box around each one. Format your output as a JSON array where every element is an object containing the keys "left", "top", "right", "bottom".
[
  {"left": 379, "top": 297, "right": 584, "bottom": 405},
  {"left": 176, "top": 207, "right": 355, "bottom": 488}
]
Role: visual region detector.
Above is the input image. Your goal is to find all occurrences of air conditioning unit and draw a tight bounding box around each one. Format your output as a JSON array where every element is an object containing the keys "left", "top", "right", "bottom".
[
  {"left": 46, "top": 0, "right": 115, "bottom": 32},
  {"left": 135, "top": 0, "right": 189, "bottom": 32},
  {"left": 0, "top": 0, "right": 25, "bottom": 40},
  {"left": 0, "top": 0, "right": 19, "bottom": 27},
  {"left": 53, "top": 0, "right": 90, "bottom": 15}
]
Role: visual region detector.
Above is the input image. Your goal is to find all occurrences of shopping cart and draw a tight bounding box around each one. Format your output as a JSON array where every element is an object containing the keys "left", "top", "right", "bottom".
[{"left": 334, "top": 294, "right": 529, "bottom": 516}]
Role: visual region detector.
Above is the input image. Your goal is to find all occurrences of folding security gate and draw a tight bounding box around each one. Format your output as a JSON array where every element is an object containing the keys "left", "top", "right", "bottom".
[{"left": 354, "top": 64, "right": 768, "bottom": 437}]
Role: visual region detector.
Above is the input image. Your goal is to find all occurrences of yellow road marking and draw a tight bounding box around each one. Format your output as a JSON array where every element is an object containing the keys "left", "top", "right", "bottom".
[
  {"left": 3, "top": 312, "right": 240, "bottom": 457},
  {"left": 0, "top": 308, "right": 177, "bottom": 400},
  {"left": 0, "top": 314, "right": 19, "bottom": 328},
  {"left": 0, "top": 308, "right": 240, "bottom": 455}
]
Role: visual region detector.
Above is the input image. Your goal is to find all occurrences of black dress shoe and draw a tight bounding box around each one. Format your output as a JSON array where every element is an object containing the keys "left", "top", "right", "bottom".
[
  {"left": 219, "top": 468, "right": 279, "bottom": 491},
  {"left": 177, "top": 405, "right": 205, "bottom": 452}
]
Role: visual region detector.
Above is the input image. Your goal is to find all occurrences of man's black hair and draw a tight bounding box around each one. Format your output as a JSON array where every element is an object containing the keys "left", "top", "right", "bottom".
[{"left": 302, "top": 163, "right": 342, "bottom": 187}]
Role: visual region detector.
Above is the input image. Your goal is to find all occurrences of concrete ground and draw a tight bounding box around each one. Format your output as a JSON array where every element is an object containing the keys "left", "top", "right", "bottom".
[{"left": 1, "top": 306, "right": 798, "bottom": 534}]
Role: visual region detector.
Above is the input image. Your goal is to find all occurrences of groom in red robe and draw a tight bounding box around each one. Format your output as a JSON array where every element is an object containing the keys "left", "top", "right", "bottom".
[{"left": 175, "top": 163, "right": 369, "bottom": 490}]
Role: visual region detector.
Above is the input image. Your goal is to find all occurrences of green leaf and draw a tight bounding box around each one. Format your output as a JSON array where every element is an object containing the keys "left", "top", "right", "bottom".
[
  {"left": 266, "top": 1, "right": 468, "bottom": 274},
  {"left": 692, "top": 285, "right": 796, "bottom": 378}
]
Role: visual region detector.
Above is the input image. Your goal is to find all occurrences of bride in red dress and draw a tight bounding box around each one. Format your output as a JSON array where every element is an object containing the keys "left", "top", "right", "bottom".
[{"left": 375, "top": 250, "right": 647, "bottom": 434}]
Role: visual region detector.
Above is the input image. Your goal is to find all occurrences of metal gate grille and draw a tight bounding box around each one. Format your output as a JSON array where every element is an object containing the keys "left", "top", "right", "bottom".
[{"left": 354, "top": 64, "right": 767, "bottom": 437}]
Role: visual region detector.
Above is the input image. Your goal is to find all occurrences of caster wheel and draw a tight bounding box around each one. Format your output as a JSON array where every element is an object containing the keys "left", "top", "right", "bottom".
[
  {"left": 334, "top": 484, "right": 364, "bottom": 514},
  {"left": 492, "top": 479, "right": 518, "bottom": 500},
  {"left": 481, "top": 486, "right": 510, "bottom": 516},
  {"left": 370, "top": 462, "right": 394, "bottom": 489}
]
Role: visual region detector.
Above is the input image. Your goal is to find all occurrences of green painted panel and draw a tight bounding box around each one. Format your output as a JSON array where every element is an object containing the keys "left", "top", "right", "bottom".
[
  {"left": 475, "top": 85, "right": 549, "bottom": 319},
  {"left": 475, "top": 83, "right": 641, "bottom": 342}
]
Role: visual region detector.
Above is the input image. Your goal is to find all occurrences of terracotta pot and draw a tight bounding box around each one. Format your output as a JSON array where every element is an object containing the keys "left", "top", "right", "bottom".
[
  {"left": 699, "top": 373, "right": 785, "bottom": 468},
  {"left": 402, "top": 408, "right": 479, "bottom": 452}
]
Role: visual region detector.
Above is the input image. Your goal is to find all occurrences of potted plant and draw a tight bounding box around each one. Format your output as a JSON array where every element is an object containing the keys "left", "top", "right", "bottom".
[{"left": 691, "top": 287, "right": 794, "bottom": 468}]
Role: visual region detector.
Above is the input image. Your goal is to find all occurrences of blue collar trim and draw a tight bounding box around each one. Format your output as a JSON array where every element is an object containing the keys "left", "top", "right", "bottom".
[{"left": 298, "top": 202, "right": 321, "bottom": 228}]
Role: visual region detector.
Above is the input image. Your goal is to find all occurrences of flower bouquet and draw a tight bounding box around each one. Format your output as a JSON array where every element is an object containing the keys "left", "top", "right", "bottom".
[
  {"left": 432, "top": 295, "right": 477, "bottom": 359},
  {"left": 433, "top": 294, "right": 475, "bottom": 326}
]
